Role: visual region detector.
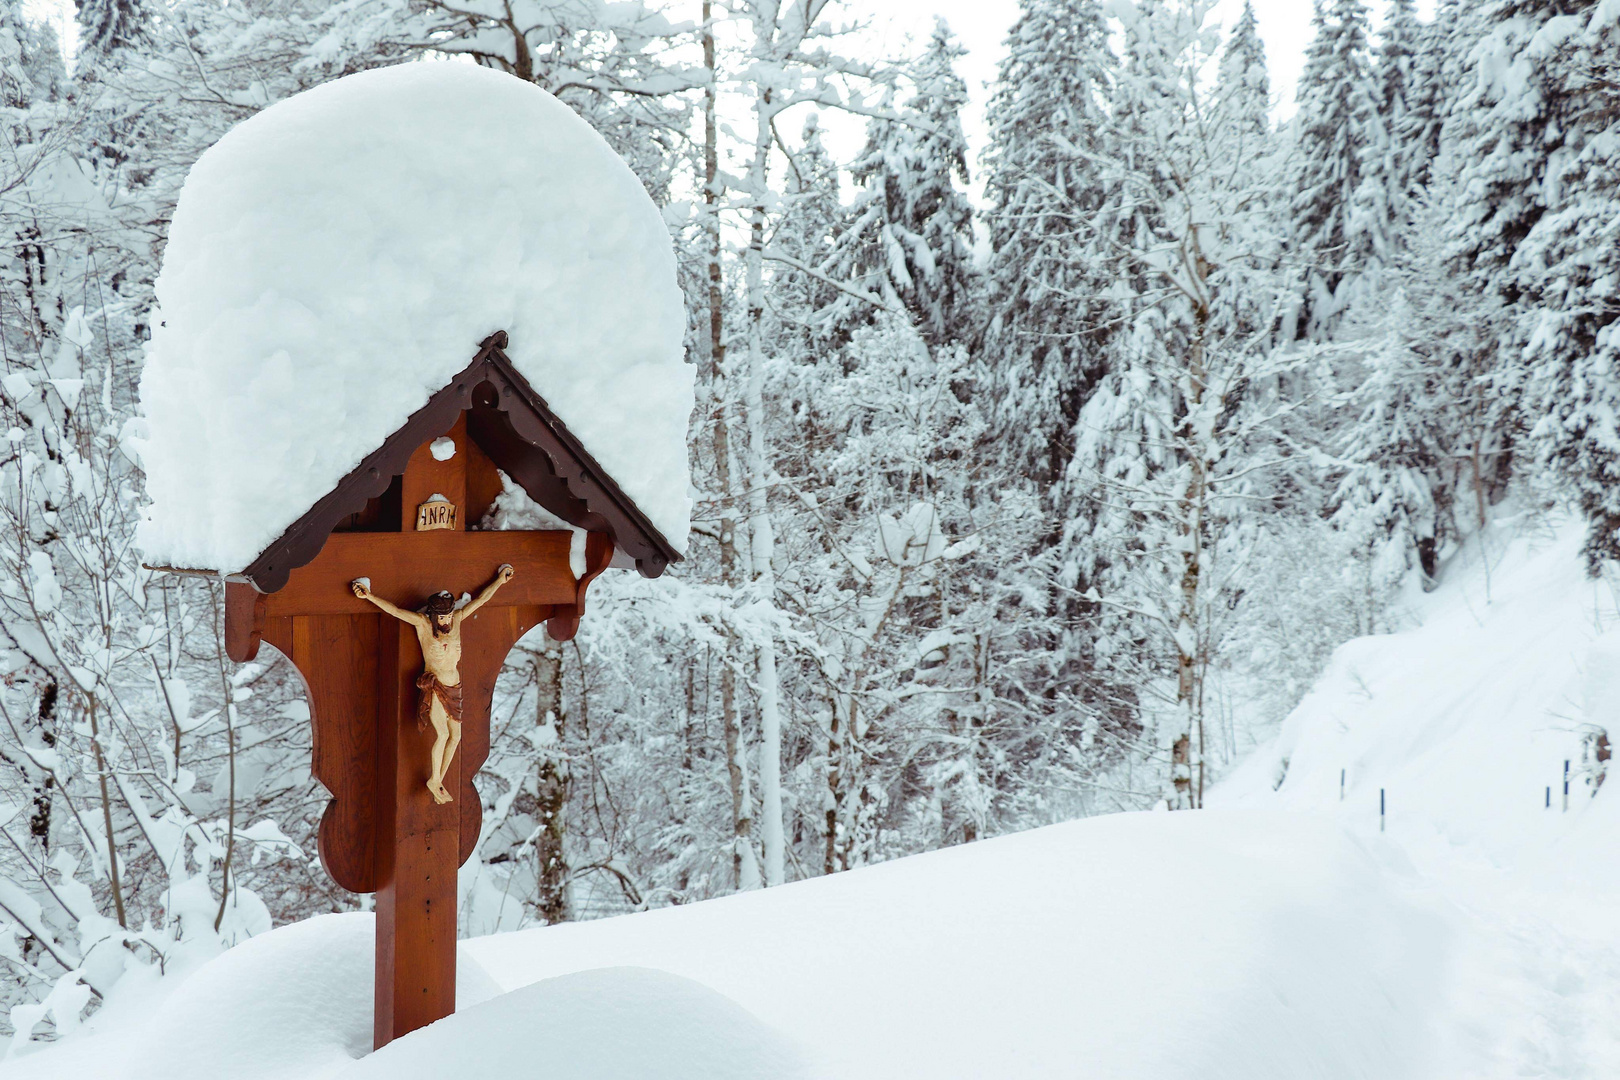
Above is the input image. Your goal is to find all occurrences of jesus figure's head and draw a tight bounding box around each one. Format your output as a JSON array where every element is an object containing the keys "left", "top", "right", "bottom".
[{"left": 420, "top": 592, "right": 457, "bottom": 636}]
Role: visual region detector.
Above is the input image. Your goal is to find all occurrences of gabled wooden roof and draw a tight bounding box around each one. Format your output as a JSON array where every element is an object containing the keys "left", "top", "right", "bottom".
[{"left": 237, "top": 332, "right": 681, "bottom": 593}]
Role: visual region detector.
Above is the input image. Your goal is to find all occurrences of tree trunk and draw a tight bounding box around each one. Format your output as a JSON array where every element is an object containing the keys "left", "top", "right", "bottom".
[
  {"left": 1173, "top": 302, "right": 1210, "bottom": 811},
  {"left": 87, "top": 695, "right": 126, "bottom": 928},
  {"left": 28, "top": 679, "right": 55, "bottom": 851},
  {"left": 824, "top": 695, "right": 846, "bottom": 875},
  {"left": 744, "top": 73, "right": 784, "bottom": 888},
  {"left": 706, "top": 6, "right": 758, "bottom": 891},
  {"left": 533, "top": 639, "right": 569, "bottom": 924}
]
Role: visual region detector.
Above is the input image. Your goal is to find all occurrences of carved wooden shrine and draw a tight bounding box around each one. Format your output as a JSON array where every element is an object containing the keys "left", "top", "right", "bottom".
[{"left": 214, "top": 332, "right": 678, "bottom": 1047}]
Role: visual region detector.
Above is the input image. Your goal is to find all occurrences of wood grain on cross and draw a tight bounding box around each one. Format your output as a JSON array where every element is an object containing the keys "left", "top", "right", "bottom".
[{"left": 225, "top": 414, "right": 611, "bottom": 1047}]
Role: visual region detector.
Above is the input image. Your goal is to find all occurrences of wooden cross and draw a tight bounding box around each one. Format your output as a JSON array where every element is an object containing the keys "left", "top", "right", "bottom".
[{"left": 224, "top": 413, "right": 610, "bottom": 1047}]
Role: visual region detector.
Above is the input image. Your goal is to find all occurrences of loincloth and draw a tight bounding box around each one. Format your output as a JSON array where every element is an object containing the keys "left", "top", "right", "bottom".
[{"left": 415, "top": 672, "right": 464, "bottom": 731}]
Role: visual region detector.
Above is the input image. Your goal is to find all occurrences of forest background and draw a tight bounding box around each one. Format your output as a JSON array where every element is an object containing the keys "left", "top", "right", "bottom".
[{"left": 0, "top": 0, "right": 1615, "bottom": 1043}]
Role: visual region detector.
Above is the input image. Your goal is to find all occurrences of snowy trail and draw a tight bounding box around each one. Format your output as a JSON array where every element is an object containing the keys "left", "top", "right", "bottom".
[
  {"left": 1215, "top": 518, "right": 1620, "bottom": 1078},
  {"left": 1444, "top": 882, "right": 1620, "bottom": 1076},
  {"left": 1296, "top": 819, "right": 1620, "bottom": 1078}
]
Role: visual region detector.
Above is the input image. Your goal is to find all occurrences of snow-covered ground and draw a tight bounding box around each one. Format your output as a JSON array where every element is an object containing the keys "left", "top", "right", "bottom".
[
  {"left": 6, "top": 516, "right": 1616, "bottom": 1077},
  {"left": 1, "top": 814, "right": 1447, "bottom": 1080}
]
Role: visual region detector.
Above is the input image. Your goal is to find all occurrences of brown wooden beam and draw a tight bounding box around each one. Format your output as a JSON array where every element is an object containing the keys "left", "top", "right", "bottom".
[{"left": 259, "top": 531, "right": 578, "bottom": 617}]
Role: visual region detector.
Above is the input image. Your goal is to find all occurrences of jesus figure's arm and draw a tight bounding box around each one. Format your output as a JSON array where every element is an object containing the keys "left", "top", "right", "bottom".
[
  {"left": 459, "top": 564, "right": 515, "bottom": 620},
  {"left": 351, "top": 581, "right": 426, "bottom": 627}
]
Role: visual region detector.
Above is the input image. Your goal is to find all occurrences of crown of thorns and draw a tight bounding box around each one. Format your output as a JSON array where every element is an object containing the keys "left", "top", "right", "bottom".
[{"left": 419, "top": 592, "right": 456, "bottom": 618}]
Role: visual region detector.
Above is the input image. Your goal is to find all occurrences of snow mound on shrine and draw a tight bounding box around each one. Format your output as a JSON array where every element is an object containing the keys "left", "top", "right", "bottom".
[
  {"left": 134, "top": 61, "right": 692, "bottom": 573},
  {"left": 336, "top": 967, "right": 806, "bottom": 1080}
]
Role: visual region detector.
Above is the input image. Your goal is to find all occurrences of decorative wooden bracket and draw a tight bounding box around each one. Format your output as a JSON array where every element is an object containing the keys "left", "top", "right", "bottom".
[{"left": 544, "top": 532, "right": 614, "bottom": 642}]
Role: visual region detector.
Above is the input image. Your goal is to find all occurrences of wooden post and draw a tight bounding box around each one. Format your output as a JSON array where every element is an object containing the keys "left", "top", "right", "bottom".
[
  {"left": 372, "top": 424, "right": 471, "bottom": 1045},
  {"left": 374, "top": 617, "right": 460, "bottom": 1045}
]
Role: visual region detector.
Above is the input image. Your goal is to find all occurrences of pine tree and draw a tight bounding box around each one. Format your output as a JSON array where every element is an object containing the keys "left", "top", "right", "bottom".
[
  {"left": 1288, "top": 0, "right": 1387, "bottom": 340},
  {"left": 774, "top": 113, "right": 845, "bottom": 360},
  {"left": 1217, "top": 0, "right": 1270, "bottom": 148},
  {"left": 1395, "top": 0, "right": 1468, "bottom": 194},
  {"left": 980, "top": 0, "right": 1114, "bottom": 486},
  {"left": 76, "top": 0, "right": 151, "bottom": 66},
  {"left": 835, "top": 19, "right": 977, "bottom": 348},
  {"left": 0, "top": 1, "right": 63, "bottom": 107},
  {"left": 1513, "top": 2, "right": 1620, "bottom": 569},
  {"left": 1376, "top": 0, "right": 1425, "bottom": 209},
  {"left": 1431, "top": 0, "right": 1599, "bottom": 556},
  {"left": 1436, "top": 1, "right": 1551, "bottom": 300}
]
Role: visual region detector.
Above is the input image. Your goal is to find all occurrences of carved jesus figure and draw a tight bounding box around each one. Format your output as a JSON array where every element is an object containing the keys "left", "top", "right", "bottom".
[{"left": 351, "top": 565, "right": 515, "bottom": 803}]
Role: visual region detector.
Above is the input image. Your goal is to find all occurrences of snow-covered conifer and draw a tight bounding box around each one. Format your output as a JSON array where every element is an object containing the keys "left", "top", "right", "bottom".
[
  {"left": 1513, "top": 4, "right": 1620, "bottom": 568},
  {"left": 1288, "top": 0, "right": 1387, "bottom": 339},
  {"left": 980, "top": 0, "right": 1114, "bottom": 485},
  {"left": 1376, "top": 0, "right": 1426, "bottom": 211},
  {"left": 1394, "top": 0, "right": 1471, "bottom": 194},
  {"left": 0, "top": 1, "right": 62, "bottom": 106},
  {"left": 772, "top": 113, "right": 846, "bottom": 360},
  {"left": 834, "top": 19, "right": 977, "bottom": 348},
  {"left": 1217, "top": 1, "right": 1270, "bottom": 148},
  {"left": 75, "top": 0, "right": 151, "bottom": 66}
]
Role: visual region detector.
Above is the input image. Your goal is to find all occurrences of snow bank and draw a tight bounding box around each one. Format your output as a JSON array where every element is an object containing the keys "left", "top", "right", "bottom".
[
  {"left": 465, "top": 810, "right": 1448, "bottom": 1080},
  {"left": 125, "top": 913, "right": 373, "bottom": 1080},
  {"left": 337, "top": 967, "right": 805, "bottom": 1080},
  {"left": 0, "top": 913, "right": 497, "bottom": 1080},
  {"left": 135, "top": 62, "right": 692, "bottom": 573}
]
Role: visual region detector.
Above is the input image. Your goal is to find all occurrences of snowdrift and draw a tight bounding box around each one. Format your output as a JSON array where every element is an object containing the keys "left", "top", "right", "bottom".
[
  {"left": 0, "top": 811, "right": 1448, "bottom": 1080},
  {"left": 0, "top": 915, "right": 797, "bottom": 1080},
  {"left": 340, "top": 967, "right": 806, "bottom": 1080},
  {"left": 465, "top": 810, "right": 1448, "bottom": 1080}
]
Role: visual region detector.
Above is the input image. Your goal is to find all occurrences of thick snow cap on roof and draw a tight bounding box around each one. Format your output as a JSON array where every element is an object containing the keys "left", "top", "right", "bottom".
[{"left": 136, "top": 61, "right": 692, "bottom": 573}]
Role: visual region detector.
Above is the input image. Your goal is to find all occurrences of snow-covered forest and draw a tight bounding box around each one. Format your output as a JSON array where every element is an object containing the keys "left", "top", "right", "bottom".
[{"left": 0, "top": 0, "right": 1616, "bottom": 1042}]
